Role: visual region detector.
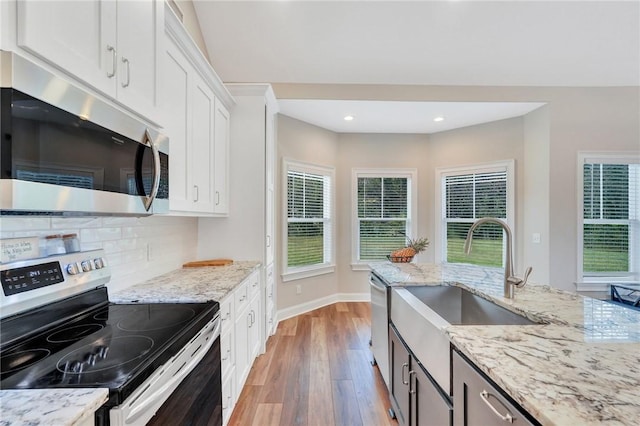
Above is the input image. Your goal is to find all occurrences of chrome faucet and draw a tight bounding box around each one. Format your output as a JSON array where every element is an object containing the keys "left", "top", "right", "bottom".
[{"left": 463, "top": 217, "right": 532, "bottom": 299}]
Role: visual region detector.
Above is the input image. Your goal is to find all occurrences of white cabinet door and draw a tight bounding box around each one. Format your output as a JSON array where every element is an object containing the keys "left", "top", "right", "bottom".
[
  {"left": 248, "top": 291, "right": 261, "bottom": 361},
  {"left": 191, "top": 75, "right": 216, "bottom": 213},
  {"left": 213, "top": 98, "right": 230, "bottom": 215},
  {"left": 162, "top": 39, "right": 191, "bottom": 212},
  {"left": 16, "top": 0, "right": 117, "bottom": 96},
  {"left": 115, "top": 0, "right": 160, "bottom": 119},
  {"left": 16, "top": 0, "right": 160, "bottom": 122}
]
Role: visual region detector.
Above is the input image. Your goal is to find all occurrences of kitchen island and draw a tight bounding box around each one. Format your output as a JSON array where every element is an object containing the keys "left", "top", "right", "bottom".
[{"left": 370, "top": 261, "right": 640, "bottom": 426}]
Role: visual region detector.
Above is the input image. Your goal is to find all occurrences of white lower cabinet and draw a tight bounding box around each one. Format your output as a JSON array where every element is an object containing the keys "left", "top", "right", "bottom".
[
  {"left": 234, "top": 271, "right": 261, "bottom": 392},
  {"left": 220, "top": 270, "right": 263, "bottom": 426}
]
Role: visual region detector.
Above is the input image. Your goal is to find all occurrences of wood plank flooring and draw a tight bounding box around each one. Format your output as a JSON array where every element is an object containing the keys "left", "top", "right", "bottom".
[{"left": 228, "top": 302, "right": 398, "bottom": 426}]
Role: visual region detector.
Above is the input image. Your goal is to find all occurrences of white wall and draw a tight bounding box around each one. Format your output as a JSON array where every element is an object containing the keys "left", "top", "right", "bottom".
[
  {"left": 272, "top": 83, "right": 640, "bottom": 293},
  {"left": 277, "top": 115, "right": 340, "bottom": 311},
  {"left": 0, "top": 216, "right": 198, "bottom": 294}
]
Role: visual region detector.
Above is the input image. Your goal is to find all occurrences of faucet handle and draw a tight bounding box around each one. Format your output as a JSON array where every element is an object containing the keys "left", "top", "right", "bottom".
[{"left": 508, "top": 266, "right": 533, "bottom": 288}]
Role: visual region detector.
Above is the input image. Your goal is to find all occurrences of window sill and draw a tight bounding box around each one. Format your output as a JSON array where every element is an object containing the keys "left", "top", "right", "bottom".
[
  {"left": 282, "top": 264, "right": 335, "bottom": 282},
  {"left": 350, "top": 263, "right": 373, "bottom": 272}
]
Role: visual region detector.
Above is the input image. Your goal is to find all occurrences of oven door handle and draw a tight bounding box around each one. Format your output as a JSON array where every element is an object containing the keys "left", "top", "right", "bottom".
[{"left": 124, "top": 317, "right": 221, "bottom": 424}]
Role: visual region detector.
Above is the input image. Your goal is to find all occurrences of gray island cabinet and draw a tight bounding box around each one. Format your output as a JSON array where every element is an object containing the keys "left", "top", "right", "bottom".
[
  {"left": 389, "top": 324, "right": 452, "bottom": 426},
  {"left": 452, "top": 349, "right": 537, "bottom": 426}
]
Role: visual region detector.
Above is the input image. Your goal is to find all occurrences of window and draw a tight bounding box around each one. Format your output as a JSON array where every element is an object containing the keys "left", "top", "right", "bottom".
[
  {"left": 436, "top": 161, "right": 515, "bottom": 267},
  {"left": 353, "top": 170, "right": 417, "bottom": 266},
  {"left": 283, "top": 160, "right": 334, "bottom": 281},
  {"left": 578, "top": 154, "right": 639, "bottom": 288}
]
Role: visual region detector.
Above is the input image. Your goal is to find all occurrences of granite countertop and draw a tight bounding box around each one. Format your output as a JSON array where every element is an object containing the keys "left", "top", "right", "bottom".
[
  {"left": 0, "top": 262, "right": 260, "bottom": 426},
  {"left": 111, "top": 261, "right": 261, "bottom": 304},
  {"left": 370, "top": 261, "right": 640, "bottom": 426},
  {"left": 0, "top": 389, "right": 108, "bottom": 426}
]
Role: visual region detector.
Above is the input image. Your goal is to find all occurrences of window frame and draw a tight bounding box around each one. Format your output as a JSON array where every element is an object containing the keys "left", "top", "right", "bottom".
[
  {"left": 434, "top": 160, "right": 515, "bottom": 265},
  {"left": 576, "top": 152, "right": 640, "bottom": 291},
  {"left": 282, "top": 158, "right": 336, "bottom": 282},
  {"left": 351, "top": 168, "right": 417, "bottom": 270}
]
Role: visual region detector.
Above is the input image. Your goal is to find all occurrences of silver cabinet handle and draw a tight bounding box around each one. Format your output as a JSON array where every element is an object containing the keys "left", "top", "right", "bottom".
[
  {"left": 215, "top": 191, "right": 220, "bottom": 205},
  {"left": 266, "top": 235, "right": 271, "bottom": 247},
  {"left": 121, "top": 57, "right": 131, "bottom": 88},
  {"left": 480, "top": 390, "right": 514, "bottom": 423},
  {"left": 106, "top": 45, "right": 116, "bottom": 78},
  {"left": 193, "top": 185, "right": 199, "bottom": 202},
  {"left": 409, "top": 370, "right": 417, "bottom": 394},
  {"left": 401, "top": 362, "right": 409, "bottom": 385},
  {"left": 222, "top": 348, "right": 231, "bottom": 361}
]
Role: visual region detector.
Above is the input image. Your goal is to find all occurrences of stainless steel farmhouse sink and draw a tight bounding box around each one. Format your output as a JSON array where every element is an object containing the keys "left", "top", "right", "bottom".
[
  {"left": 403, "top": 285, "right": 536, "bottom": 326},
  {"left": 390, "top": 285, "right": 539, "bottom": 395}
]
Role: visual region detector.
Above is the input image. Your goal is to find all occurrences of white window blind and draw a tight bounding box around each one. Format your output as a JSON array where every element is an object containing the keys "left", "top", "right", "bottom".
[
  {"left": 581, "top": 160, "right": 639, "bottom": 281},
  {"left": 286, "top": 164, "right": 333, "bottom": 272},
  {"left": 443, "top": 169, "right": 509, "bottom": 267},
  {"left": 357, "top": 176, "right": 409, "bottom": 260}
]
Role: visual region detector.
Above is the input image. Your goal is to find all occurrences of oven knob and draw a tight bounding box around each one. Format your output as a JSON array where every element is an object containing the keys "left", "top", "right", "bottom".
[
  {"left": 94, "top": 258, "right": 106, "bottom": 269},
  {"left": 81, "top": 260, "right": 93, "bottom": 272},
  {"left": 66, "top": 263, "right": 81, "bottom": 275}
]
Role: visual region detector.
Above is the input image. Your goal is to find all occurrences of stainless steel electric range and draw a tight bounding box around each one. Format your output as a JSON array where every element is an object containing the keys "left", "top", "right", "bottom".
[{"left": 0, "top": 250, "right": 222, "bottom": 426}]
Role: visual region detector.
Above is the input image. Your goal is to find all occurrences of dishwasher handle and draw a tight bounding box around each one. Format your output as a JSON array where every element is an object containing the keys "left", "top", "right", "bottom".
[{"left": 369, "top": 273, "right": 388, "bottom": 292}]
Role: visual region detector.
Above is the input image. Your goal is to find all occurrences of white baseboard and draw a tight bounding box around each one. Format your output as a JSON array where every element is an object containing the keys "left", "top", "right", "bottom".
[{"left": 275, "top": 292, "right": 370, "bottom": 325}]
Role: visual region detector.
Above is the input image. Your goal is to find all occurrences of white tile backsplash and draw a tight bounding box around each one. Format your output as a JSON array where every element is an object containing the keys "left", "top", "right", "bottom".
[{"left": 0, "top": 215, "right": 199, "bottom": 294}]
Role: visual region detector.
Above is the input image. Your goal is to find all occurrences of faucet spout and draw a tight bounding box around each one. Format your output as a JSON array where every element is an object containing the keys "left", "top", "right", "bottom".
[{"left": 463, "top": 217, "right": 531, "bottom": 299}]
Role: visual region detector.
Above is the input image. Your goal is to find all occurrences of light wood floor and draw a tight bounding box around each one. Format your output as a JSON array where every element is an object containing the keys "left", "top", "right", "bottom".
[{"left": 228, "top": 302, "right": 398, "bottom": 426}]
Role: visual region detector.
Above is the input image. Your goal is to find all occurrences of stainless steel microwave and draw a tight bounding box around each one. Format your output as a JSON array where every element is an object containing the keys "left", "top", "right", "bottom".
[{"left": 0, "top": 52, "right": 168, "bottom": 216}]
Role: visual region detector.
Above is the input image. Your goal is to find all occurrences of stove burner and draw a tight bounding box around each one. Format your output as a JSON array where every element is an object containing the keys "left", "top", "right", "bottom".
[
  {"left": 117, "top": 306, "right": 196, "bottom": 332},
  {"left": 1, "top": 349, "right": 51, "bottom": 375},
  {"left": 46, "top": 324, "right": 104, "bottom": 343},
  {"left": 57, "top": 335, "right": 153, "bottom": 375}
]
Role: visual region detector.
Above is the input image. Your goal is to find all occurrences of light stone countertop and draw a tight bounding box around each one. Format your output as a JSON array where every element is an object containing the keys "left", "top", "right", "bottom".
[
  {"left": 0, "top": 389, "right": 108, "bottom": 426},
  {"left": 110, "top": 261, "right": 262, "bottom": 304},
  {"left": 370, "top": 261, "right": 640, "bottom": 426},
  {"left": 0, "top": 262, "right": 260, "bottom": 425}
]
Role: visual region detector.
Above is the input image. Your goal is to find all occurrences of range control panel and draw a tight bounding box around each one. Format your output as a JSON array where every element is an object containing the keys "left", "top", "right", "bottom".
[
  {"left": 0, "top": 250, "right": 110, "bottom": 318},
  {"left": 1, "top": 261, "right": 64, "bottom": 296}
]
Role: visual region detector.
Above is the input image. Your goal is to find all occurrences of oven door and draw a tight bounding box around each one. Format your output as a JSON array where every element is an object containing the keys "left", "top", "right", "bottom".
[{"left": 108, "top": 315, "right": 221, "bottom": 426}]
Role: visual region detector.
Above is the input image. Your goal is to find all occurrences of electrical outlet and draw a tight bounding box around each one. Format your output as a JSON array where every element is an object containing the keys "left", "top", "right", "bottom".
[
  {"left": 532, "top": 233, "right": 541, "bottom": 244},
  {"left": 296, "top": 284, "right": 302, "bottom": 295}
]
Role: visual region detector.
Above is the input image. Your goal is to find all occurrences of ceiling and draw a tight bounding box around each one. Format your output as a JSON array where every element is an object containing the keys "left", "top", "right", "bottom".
[{"left": 193, "top": 0, "right": 639, "bottom": 133}]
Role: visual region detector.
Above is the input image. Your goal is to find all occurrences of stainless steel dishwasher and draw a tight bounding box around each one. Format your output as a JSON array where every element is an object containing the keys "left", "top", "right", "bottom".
[{"left": 370, "top": 271, "right": 391, "bottom": 387}]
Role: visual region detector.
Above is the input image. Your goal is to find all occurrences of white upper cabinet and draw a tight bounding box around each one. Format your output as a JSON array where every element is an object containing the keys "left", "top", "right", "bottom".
[
  {"left": 213, "top": 98, "right": 230, "bottom": 215},
  {"left": 190, "top": 74, "right": 217, "bottom": 213},
  {"left": 16, "top": 0, "right": 161, "bottom": 123},
  {"left": 162, "top": 3, "right": 234, "bottom": 216}
]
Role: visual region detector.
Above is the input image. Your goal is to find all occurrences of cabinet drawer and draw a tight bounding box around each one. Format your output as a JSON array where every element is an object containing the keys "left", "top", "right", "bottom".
[
  {"left": 222, "top": 370, "right": 236, "bottom": 426},
  {"left": 247, "top": 271, "right": 260, "bottom": 299},
  {"left": 452, "top": 350, "right": 537, "bottom": 426},
  {"left": 221, "top": 329, "right": 234, "bottom": 379},
  {"left": 220, "top": 296, "right": 234, "bottom": 333},
  {"left": 235, "top": 281, "right": 249, "bottom": 313}
]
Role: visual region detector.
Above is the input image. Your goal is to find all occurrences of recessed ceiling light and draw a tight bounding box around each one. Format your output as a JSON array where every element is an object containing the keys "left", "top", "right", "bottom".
[
  {"left": 344, "top": 115, "right": 354, "bottom": 121},
  {"left": 433, "top": 116, "right": 445, "bottom": 122}
]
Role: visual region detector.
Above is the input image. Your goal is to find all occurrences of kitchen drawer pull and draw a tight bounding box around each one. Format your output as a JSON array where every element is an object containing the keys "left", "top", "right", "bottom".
[
  {"left": 408, "top": 370, "right": 416, "bottom": 394},
  {"left": 121, "top": 57, "right": 131, "bottom": 88},
  {"left": 480, "top": 390, "right": 514, "bottom": 423},
  {"left": 401, "top": 363, "right": 409, "bottom": 385},
  {"left": 106, "top": 45, "right": 116, "bottom": 78}
]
